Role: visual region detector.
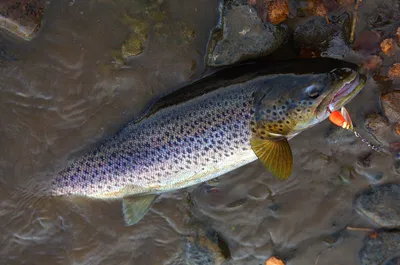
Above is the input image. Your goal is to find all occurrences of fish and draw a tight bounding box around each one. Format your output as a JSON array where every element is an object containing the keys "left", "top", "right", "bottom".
[{"left": 50, "top": 58, "right": 366, "bottom": 226}]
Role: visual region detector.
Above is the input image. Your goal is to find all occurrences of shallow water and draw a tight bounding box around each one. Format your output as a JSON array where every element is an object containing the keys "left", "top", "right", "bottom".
[{"left": 0, "top": 0, "right": 399, "bottom": 264}]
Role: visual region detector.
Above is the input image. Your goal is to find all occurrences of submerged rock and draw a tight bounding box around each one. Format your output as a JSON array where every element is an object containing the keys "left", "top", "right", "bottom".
[
  {"left": 293, "top": 15, "right": 351, "bottom": 58},
  {"left": 384, "top": 256, "right": 400, "bottom": 265},
  {"left": 121, "top": 34, "right": 144, "bottom": 58},
  {"left": 359, "top": 231, "right": 400, "bottom": 265},
  {"left": 169, "top": 227, "right": 229, "bottom": 265},
  {"left": 207, "top": 5, "right": 288, "bottom": 67},
  {"left": 324, "top": 126, "right": 356, "bottom": 145},
  {"left": 354, "top": 183, "right": 400, "bottom": 228},
  {"left": 381, "top": 91, "right": 400, "bottom": 123},
  {"left": 364, "top": 113, "right": 390, "bottom": 144},
  {"left": 0, "top": 0, "right": 46, "bottom": 40}
]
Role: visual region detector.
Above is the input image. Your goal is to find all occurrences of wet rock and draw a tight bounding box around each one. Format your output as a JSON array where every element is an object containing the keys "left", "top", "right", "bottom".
[
  {"left": 359, "top": 231, "right": 400, "bottom": 265},
  {"left": 207, "top": 5, "right": 288, "bottom": 67},
  {"left": 364, "top": 113, "right": 390, "bottom": 144},
  {"left": 381, "top": 91, "right": 400, "bottom": 123},
  {"left": 354, "top": 183, "right": 400, "bottom": 228},
  {"left": 0, "top": 0, "right": 46, "bottom": 40},
  {"left": 293, "top": 15, "right": 351, "bottom": 58}
]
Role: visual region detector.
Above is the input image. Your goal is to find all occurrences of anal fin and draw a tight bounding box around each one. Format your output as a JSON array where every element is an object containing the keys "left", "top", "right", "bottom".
[
  {"left": 122, "top": 194, "right": 158, "bottom": 226},
  {"left": 250, "top": 137, "right": 293, "bottom": 180}
]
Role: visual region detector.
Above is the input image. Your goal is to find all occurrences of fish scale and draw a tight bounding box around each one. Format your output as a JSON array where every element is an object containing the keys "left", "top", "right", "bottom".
[{"left": 52, "top": 82, "right": 258, "bottom": 198}]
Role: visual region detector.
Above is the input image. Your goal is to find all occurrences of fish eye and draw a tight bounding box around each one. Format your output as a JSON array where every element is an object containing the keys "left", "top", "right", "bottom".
[{"left": 305, "top": 85, "right": 321, "bottom": 99}]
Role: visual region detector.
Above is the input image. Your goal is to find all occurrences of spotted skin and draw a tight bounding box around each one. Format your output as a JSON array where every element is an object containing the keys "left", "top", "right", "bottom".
[{"left": 52, "top": 81, "right": 258, "bottom": 198}]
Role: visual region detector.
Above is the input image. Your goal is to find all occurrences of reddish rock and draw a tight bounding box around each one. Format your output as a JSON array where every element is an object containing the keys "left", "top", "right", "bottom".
[
  {"left": 388, "top": 64, "right": 400, "bottom": 80},
  {"left": 381, "top": 91, "right": 400, "bottom": 122},
  {"left": 0, "top": 1, "right": 46, "bottom": 40},
  {"left": 396, "top": 27, "right": 400, "bottom": 47},
  {"left": 362, "top": 55, "right": 382, "bottom": 72},
  {"left": 380, "top": 38, "right": 396, "bottom": 56},
  {"left": 395, "top": 122, "right": 400, "bottom": 137},
  {"left": 353, "top": 31, "right": 381, "bottom": 55}
]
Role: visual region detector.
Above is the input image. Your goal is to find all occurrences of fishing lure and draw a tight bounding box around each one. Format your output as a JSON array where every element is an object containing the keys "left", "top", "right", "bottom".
[{"left": 329, "top": 107, "right": 383, "bottom": 153}]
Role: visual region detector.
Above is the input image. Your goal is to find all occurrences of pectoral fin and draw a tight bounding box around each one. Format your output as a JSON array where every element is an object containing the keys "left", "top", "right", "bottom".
[
  {"left": 250, "top": 137, "right": 293, "bottom": 180},
  {"left": 122, "top": 194, "right": 158, "bottom": 226}
]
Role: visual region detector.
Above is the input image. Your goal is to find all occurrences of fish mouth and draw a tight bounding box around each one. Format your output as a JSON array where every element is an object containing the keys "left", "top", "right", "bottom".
[
  {"left": 327, "top": 73, "right": 362, "bottom": 112},
  {"left": 316, "top": 71, "right": 366, "bottom": 119}
]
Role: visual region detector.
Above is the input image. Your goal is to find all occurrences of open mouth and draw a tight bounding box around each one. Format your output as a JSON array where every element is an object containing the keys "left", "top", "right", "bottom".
[{"left": 327, "top": 74, "right": 359, "bottom": 112}]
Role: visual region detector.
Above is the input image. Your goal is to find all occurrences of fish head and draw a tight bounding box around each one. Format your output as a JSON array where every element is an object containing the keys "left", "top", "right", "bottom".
[{"left": 252, "top": 60, "right": 366, "bottom": 139}]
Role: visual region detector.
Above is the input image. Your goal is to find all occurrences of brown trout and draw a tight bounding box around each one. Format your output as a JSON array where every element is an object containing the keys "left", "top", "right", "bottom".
[{"left": 51, "top": 58, "right": 366, "bottom": 225}]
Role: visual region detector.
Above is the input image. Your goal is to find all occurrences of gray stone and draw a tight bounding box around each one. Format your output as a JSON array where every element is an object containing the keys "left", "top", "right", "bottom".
[
  {"left": 207, "top": 5, "right": 288, "bottom": 67},
  {"left": 359, "top": 231, "right": 400, "bottom": 265},
  {"left": 0, "top": 1, "right": 46, "bottom": 40},
  {"left": 355, "top": 184, "right": 400, "bottom": 228}
]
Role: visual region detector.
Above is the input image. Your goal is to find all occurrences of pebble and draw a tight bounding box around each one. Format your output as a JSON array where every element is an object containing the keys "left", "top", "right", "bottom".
[
  {"left": 207, "top": 5, "right": 288, "bottom": 67},
  {"left": 354, "top": 183, "right": 400, "bottom": 228},
  {"left": 381, "top": 91, "right": 400, "bottom": 122},
  {"left": 359, "top": 231, "right": 400, "bottom": 265},
  {"left": 0, "top": 0, "right": 46, "bottom": 40}
]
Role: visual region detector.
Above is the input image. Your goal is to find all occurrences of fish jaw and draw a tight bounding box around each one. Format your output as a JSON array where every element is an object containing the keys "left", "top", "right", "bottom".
[{"left": 315, "top": 70, "right": 367, "bottom": 122}]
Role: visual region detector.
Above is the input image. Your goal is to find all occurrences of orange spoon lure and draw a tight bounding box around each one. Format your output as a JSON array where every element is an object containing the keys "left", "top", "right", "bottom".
[{"left": 329, "top": 107, "right": 383, "bottom": 153}]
